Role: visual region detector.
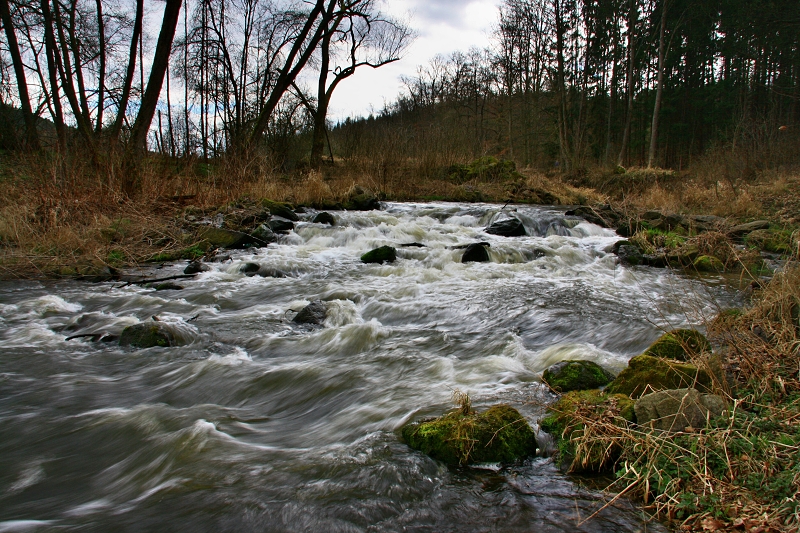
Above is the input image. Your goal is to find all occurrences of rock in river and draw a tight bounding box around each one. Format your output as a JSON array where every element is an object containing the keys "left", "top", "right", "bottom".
[
  {"left": 312, "top": 212, "right": 336, "bottom": 225},
  {"left": 461, "top": 243, "right": 490, "bottom": 263},
  {"left": 542, "top": 360, "right": 615, "bottom": 392},
  {"left": 119, "top": 322, "right": 185, "bottom": 348},
  {"left": 401, "top": 404, "right": 536, "bottom": 465},
  {"left": 485, "top": 218, "right": 527, "bottom": 237},
  {"left": 293, "top": 301, "right": 328, "bottom": 325},
  {"left": 361, "top": 246, "right": 397, "bottom": 264}
]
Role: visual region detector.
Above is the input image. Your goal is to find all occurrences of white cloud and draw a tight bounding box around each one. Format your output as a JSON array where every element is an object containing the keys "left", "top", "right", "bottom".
[{"left": 328, "top": 0, "right": 502, "bottom": 121}]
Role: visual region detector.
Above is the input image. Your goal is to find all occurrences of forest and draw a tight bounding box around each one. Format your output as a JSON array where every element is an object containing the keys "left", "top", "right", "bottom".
[{"left": 0, "top": 0, "right": 797, "bottom": 182}]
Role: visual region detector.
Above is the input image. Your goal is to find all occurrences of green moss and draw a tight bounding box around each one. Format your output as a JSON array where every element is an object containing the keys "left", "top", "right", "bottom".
[
  {"left": 606, "top": 354, "right": 713, "bottom": 399},
  {"left": 744, "top": 229, "right": 794, "bottom": 254},
  {"left": 644, "top": 329, "right": 711, "bottom": 361},
  {"left": 693, "top": 255, "right": 725, "bottom": 272},
  {"left": 401, "top": 404, "right": 536, "bottom": 465},
  {"left": 539, "top": 390, "right": 635, "bottom": 472},
  {"left": 542, "top": 360, "right": 615, "bottom": 392},
  {"left": 630, "top": 228, "right": 687, "bottom": 254},
  {"left": 361, "top": 245, "right": 397, "bottom": 264},
  {"left": 106, "top": 249, "right": 125, "bottom": 264},
  {"left": 260, "top": 199, "right": 299, "bottom": 221}
]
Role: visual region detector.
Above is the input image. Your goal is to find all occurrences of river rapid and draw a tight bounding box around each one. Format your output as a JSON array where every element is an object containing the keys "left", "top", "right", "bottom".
[{"left": 0, "top": 202, "right": 740, "bottom": 532}]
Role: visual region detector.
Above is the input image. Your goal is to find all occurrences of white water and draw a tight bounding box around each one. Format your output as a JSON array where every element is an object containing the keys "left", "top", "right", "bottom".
[{"left": 0, "top": 202, "right": 740, "bottom": 532}]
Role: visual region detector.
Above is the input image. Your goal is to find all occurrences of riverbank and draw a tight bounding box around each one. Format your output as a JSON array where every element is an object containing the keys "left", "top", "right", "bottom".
[{"left": 1, "top": 153, "right": 799, "bottom": 531}]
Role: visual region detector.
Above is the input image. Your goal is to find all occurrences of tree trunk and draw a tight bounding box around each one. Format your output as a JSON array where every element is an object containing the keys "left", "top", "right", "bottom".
[
  {"left": 110, "top": 0, "right": 143, "bottom": 140},
  {"left": 0, "top": 0, "right": 40, "bottom": 150},
  {"left": 647, "top": 0, "right": 667, "bottom": 168},
  {"left": 95, "top": 0, "right": 106, "bottom": 134},
  {"left": 40, "top": 0, "right": 66, "bottom": 153},
  {"left": 129, "top": 0, "right": 183, "bottom": 153},
  {"left": 617, "top": 0, "right": 636, "bottom": 167}
]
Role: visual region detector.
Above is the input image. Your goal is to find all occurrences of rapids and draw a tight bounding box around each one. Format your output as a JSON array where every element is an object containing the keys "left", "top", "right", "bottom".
[{"left": 0, "top": 202, "right": 740, "bottom": 532}]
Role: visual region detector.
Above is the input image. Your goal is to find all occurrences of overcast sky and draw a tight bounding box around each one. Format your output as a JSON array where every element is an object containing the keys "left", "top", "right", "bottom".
[{"left": 326, "top": 0, "right": 503, "bottom": 121}]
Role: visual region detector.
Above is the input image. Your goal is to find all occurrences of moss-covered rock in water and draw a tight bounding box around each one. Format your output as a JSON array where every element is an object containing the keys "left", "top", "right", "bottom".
[
  {"left": 401, "top": 404, "right": 536, "bottom": 465},
  {"left": 260, "top": 199, "right": 299, "bottom": 221},
  {"left": 644, "top": 329, "right": 711, "bottom": 361},
  {"left": 605, "top": 354, "right": 713, "bottom": 399},
  {"left": 693, "top": 255, "right": 724, "bottom": 272},
  {"left": 119, "top": 322, "right": 181, "bottom": 348},
  {"left": 539, "top": 390, "right": 635, "bottom": 472},
  {"left": 542, "top": 360, "right": 615, "bottom": 392},
  {"left": 199, "top": 227, "right": 255, "bottom": 249},
  {"left": 361, "top": 246, "right": 397, "bottom": 264},
  {"left": 342, "top": 186, "right": 380, "bottom": 211}
]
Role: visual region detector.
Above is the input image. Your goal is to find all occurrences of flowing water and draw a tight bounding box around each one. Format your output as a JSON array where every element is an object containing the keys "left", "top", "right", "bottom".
[{"left": 0, "top": 202, "right": 741, "bottom": 532}]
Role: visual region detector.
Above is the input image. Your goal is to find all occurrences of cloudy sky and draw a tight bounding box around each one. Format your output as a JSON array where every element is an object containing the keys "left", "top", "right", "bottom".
[{"left": 327, "top": 0, "right": 503, "bottom": 121}]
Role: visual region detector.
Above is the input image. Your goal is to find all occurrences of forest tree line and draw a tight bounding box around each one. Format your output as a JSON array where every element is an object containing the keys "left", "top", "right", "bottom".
[
  {"left": 0, "top": 0, "right": 410, "bottom": 184},
  {"left": 1, "top": 0, "right": 798, "bottom": 184},
  {"left": 336, "top": 0, "right": 800, "bottom": 175}
]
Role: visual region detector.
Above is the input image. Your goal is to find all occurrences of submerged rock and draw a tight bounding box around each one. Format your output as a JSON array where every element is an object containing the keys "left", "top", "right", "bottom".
[
  {"left": 184, "top": 261, "right": 210, "bottom": 275},
  {"left": 485, "top": 218, "right": 527, "bottom": 237},
  {"left": 539, "top": 390, "right": 635, "bottom": 472},
  {"left": 461, "top": 243, "right": 490, "bottom": 263},
  {"left": 542, "top": 360, "right": 615, "bottom": 392},
  {"left": 605, "top": 354, "right": 713, "bottom": 399},
  {"left": 312, "top": 212, "right": 336, "bottom": 225},
  {"left": 401, "top": 404, "right": 536, "bottom": 465},
  {"left": 239, "top": 262, "right": 261, "bottom": 276},
  {"left": 361, "top": 246, "right": 397, "bottom": 264},
  {"left": 154, "top": 282, "right": 183, "bottom": 291},
  {"left": 293, "top": 301, "right": 328, "bottom": 325},
  {"left": 119, "top": 322, "right": 183, "bottom": 348},
  {"left": 644, "top": 329, "right": 711, "bottom": 361},
  {"left": 634, "top": 388, "right": 727, "bottom": 432}
]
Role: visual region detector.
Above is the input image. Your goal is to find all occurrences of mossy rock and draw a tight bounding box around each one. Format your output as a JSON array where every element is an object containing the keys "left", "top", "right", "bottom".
[
  {"left": 119, "top": 322, "right": 181, "bottom": 348},
  {"left": 693, "top": 255, "right": 724, "bottom": 272},
  {"left": 542, "top": 360, "right": 615, "bottom": 392},
  {"left": 539, "top": 390, "right": 635, "bottom": 472},
  {"left": 643, "top": 329, "right": 711, "bottom": 361},
  {"left": 745, "top": 229, "right": 794, "bottom": 254},
  {"left": 605, "top": 354, "right": 713, "bottom": 399},
  {"left": 665, "top": 243, "right": 700, "bottom": 267},
  {"left": 342, "top": 187, "right": 380, "bottom": 211},
  {"left": 361, "top": 246, "right": 397, "bottom": 264},
  {"left": 401, "top": 404, "right": 536, "bottom": 465},
  {"left": 199, "top": 227, "right": 255, "bottom": 249},
  {"left": 261, "top": 199, "right": 299, "bottom": 221}
]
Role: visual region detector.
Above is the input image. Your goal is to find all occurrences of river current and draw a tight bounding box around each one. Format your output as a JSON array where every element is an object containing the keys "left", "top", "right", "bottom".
[{"left": 0, "top": 202, "right": 740, "bottom": 532}]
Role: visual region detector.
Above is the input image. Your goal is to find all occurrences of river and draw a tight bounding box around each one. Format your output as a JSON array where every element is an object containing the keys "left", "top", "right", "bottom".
[{"left": 0, "top": 202, "right": 740, "bottom": 532}]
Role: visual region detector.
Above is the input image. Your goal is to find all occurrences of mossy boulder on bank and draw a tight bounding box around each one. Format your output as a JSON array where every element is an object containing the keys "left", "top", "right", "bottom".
[
  {"left": 261, "top": 199, "right": 299, "bottom": 221},
  {"left": 542, "top": 360, "right": 615, "bottom": 392},
  {"left": 634, "top": 388, "right": 727, "bottom": 432},
  {"left": 693, "top": 255, "right": 725, "bottom": 272},
  {"left": 361, "top": 246, "right": 397, "bottom": 264},
  {"left": 605, "top": 354, "right": 713, "bottom": 399},
  {"left": 539, "top": 390, "right": 635, "bottom": 472},
  {"left": 119, "top": 322, "right": 184, "bottom": 348},
  {"left": 643, "top": 329, "right": 711, "bottom": 361},
  {"left": 745, "top": 229, "right": 794, "bottom": 254},
  {"left": 199, "top": 227, "right": 256, "bottom": 249},
  {"left": 343, "top": 186, "right": 381, "bottom": 211},
  {"left": 401, "top": 404, "right": 536, "bottom": 465}
]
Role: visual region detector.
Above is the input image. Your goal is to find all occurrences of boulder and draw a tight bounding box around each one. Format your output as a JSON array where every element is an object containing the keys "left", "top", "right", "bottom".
[
  {"left": 693, "top": 255, "right": 724, "bottom": 272},
  {"left": 616, "top": 244, "right": 643, "bottom": 266},
  {"left": 401, "top": 242, "right": 426, "bottom": 248},
  {"left": 542, "top": 360, "right": 615, "bottom": 392},
  {"left": 119, "top": 322, "right": 184, "bottom": 348},
  {"left": 200, "top": 227, "right": 256, "bottom": 249},
  {"left": 565, "top": 205, "right": 622, "bottom": 228},
  {"left": 644, "top": 329, "right": 711, "bottom": 361},
  {"left": 361, "top": 246, "right": 397, "bottom": 264},
  {"left": 184, "top": 261, "right": 210, "bottom": 275},
  {"left": 686, "top": 215, "right": 725, "bottom": 233},
  {"left": 261, "top": 199, "right": 299, "bottom": 221},
  {"left": 257, "top": 268, "right": 289, "bottom": 278},
  {"left": 269, "top": 219, "right": 295, "bottom": 233},
  {"left": 634, "top": 388, "right": 727, "bottom": 432},
  {"left": 401, "top": 404, "right": 536, "bottom": 465},
  {"left": 251, "top": 224, "right": 277, "bottom": 244},
  {"left": 461, "top": 243, "right": 490, "bottom": 263},
  {"left": 665, "top": 243, "right": 700, "bottom": 267},
  {"left": 606, "top": 354, "right": 713, "bottom": 399},
  {"left": 745, "top": 229, "right": 794, "bottom": 254},
  {"left": 312, "top": 212, "right": 336, "bottom": 225},
  {"left": 729, "top": 220, "right": 770, "bottom": 238},
  {"left": 343, "top": 186, "right": 380, "bottom": 211},
  {"left": 485, "top": 218, "right": 527, "bottom": 237},
  {"left": 293, "top": 301, "right": 328, "bottom": 325},
  {"left": 539, "top": 390, "right": 635, "bottom": 472},
  {"left": 239, "top": 262, "right": 261, "bottom": 276},
  {"left": 642, "top": 253, "right": 668, "bottom": 268}
]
